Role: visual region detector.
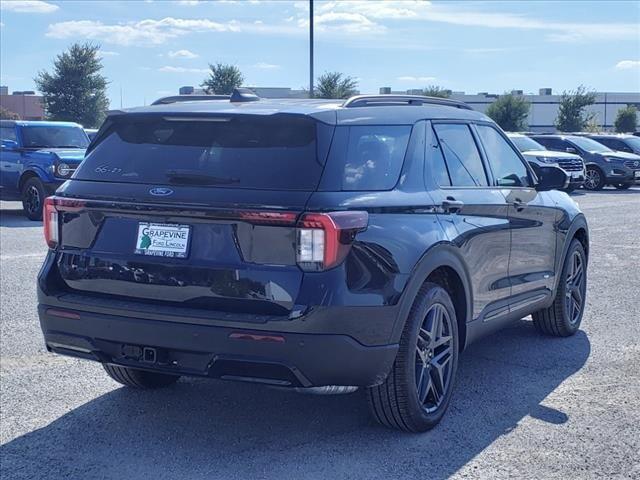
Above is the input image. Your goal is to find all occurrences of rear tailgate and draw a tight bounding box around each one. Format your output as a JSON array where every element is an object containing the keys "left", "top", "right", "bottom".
[{"left": 54, "top": 183, "right": 310, "bottom": 316}]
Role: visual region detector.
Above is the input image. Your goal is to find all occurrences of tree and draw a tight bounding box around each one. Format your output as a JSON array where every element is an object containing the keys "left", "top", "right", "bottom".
[
  {"left": 614, "top": 105, "right": 637, "bottom": 133},
  {"left": 555, "top": 85, "right": 596, "bottom": 132},
  {"left": 0, "top": 106, "right": 20, "bottom": 120},
  {"left": 422, "top": 85, "right": 451, "bottom": 98},
  {"left": 201, "top": 63, "right": 244, "bottom": 95},
  {"left": 314, "top": 72, "right": 358, "bottom": 99},
  {"left": 34, "top": 43, "right": 109, "bottom": 128},
  {"left": 485, "top": 92, "right": 530, "bottom": 131}
]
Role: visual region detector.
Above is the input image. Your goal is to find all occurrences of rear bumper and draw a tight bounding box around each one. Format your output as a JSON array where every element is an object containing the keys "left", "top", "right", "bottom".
[{"left": 38, "top": 304, "right": 398, "bottom": 388}]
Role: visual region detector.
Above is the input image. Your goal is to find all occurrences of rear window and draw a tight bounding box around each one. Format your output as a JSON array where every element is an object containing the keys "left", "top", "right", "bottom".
[
  {"left": 321, "top": 125, "right": 412, "bottom": 191},
  {"left": 75, "top": 114, "right": 328, "bottom": 190}
]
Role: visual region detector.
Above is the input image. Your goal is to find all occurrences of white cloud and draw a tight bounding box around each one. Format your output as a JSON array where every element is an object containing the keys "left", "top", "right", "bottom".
[
  {"left": 158, "top": 66, "right": 209, "bottom": 73},
  {"left": 46, "top": 18, "right": 242, "bottom": 45},
  {"left": 99, "top": 50, "right": 120, "bottom": 57},
  {"left": 168, "top": 49, "right": 198, "bottom": 59},
  {"left": 0, "top": 1, "right": 58, "bottom": 13},
  {"left": 397, "top": 75, "right": 436, "bottom": 82},
  {"left": 175, "top": 0, "right": 201, "bottom": 5},
  {"left": 615, "top": 60, "right": 640, "bottom": 70},
  {"left": 253, "top": 62, "right": 280, "bottom": 69},
  {"left": 294, "top": 0, "right": 637, "bottom": 43}
]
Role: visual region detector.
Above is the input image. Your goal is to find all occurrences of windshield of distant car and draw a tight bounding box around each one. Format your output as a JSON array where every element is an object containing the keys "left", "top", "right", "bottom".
[
  {"left": 21, "top": 126, "right": 90, "bottom": 149},
  {"left": 622, "top": 136, "right": 640, "bottom": 150},
  {"left": 510, "top": 135, "right": 546, "bottom": 152},
  {"left": 569, "top": 136, "right": 614, "bottom": 153}
]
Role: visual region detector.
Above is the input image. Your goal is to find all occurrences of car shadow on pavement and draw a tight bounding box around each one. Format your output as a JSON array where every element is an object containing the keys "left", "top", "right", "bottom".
[
  {"left": 0, "top": 208, "right": 40, "bottom": 228},
  {"left": 0, "top": 320, "right": 590, "bottom": 480}
]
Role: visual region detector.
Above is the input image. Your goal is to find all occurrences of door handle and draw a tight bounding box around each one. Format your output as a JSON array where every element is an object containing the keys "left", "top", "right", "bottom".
[
  {"left": 513, "top": 198, "right": 527, "bottom": 210},
  {"left": 441, "top": 198, "right": 464, "bottom": 213}
]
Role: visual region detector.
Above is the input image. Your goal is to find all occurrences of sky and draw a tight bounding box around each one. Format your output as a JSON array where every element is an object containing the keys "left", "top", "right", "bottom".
[{"left": 1, "top": 0, "right": 639, "bottom": 108}]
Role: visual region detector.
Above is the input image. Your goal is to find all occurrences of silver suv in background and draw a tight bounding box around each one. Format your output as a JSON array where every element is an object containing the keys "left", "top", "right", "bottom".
[{"left": 507, "top": 133, "right": 585, "bottom": 192}]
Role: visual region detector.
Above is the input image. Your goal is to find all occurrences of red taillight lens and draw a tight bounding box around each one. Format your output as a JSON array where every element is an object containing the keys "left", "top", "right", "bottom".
[
  {"left": 43, "top": 197, "right": 86, "bottom": 249},
  {"left": 43, "top": 197, "right": 58, "bottom": 248},
  {"left": 296, "top": 211, "right": 368, "bottom": 271}
]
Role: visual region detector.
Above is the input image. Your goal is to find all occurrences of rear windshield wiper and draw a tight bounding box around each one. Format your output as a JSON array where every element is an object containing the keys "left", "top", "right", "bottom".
[{"left": 166, "top": 170, "right": 240, "bottom": 186}]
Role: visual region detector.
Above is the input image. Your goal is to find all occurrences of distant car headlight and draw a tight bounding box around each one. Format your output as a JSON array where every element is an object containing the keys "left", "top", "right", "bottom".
[
  {"left": 56, "top": 162, "right": 73, "bottom": 177},
  {"left": 536, "top": 156, "right": 556, "bottom": 163}
]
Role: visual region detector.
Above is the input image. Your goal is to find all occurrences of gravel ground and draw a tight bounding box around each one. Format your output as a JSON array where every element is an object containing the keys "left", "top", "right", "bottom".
[{"left": 1, "top": 188, "right": 639, "bottom": 480}]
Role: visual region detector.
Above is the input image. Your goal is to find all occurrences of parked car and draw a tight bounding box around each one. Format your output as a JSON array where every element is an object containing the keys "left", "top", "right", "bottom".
[
  {"left": 84, "top": 128, "right": 98, "bottom": 141},
  {"left": 507, "top": 133, "right": 584, "bottom": 192},
  {"left": 583, "top": 133, "right": 640, "bottom": 156},
  {"left": 530, "top": 134, "right": 640, "bottom": 190},
  {"left": 1, "top": 120, "right": 89, "bottom": 220},
  {"left": 37, "top": 92, "right": 588, "bottom": 432}
]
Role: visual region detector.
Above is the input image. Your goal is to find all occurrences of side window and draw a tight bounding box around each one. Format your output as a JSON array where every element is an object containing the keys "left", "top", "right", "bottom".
[
  {"left": 1, "top": 126, "right": 17, "bottom": 142},
  {"left": 433, "top": 123, "right": 488, "bottom": 186},
  {"left": 602, "top": 139, "right": 630, "bottom": 152},
  {"left": 340, "top": 125, "right": 411, "bottom": 191},
  {"left": 426, "top": 125, "right": 451, "bottom": 186},
  {"left": 544, "top": 138, "right": 569, "bottom": 151},
  {"left": 476, "top": 125, "right": 530, "bottom": 187}
]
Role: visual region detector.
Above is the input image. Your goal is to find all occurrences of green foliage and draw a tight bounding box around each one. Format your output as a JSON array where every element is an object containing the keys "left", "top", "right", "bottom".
[
  {"left": 555, "top": 85, "right": 597, "bottom": 132},
  {"left": 34, "top": 43, "right": 109, "bottom": 128},
  {"left": 0, "top": 106, "right": 21, "bottom": 120},
  {"left": 614, "top": 105, "right": 637, "bottom": 133},
  {"left": 485, "top": 93, "right": 530, "bottom": 131},
  {"left": 422, "top": 85, "right": 451, "bottom": 98},
  {"left": 201, "top": 63, "right": 244, "bottom": 95},
  {"left": 314, "top": 72, "right": 358, "bottom": 99}
]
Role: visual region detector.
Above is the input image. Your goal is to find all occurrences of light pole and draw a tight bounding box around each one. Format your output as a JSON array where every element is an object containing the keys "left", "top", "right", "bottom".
[{"left": 309, "top": 0, "right": 314, "bottom": 98}]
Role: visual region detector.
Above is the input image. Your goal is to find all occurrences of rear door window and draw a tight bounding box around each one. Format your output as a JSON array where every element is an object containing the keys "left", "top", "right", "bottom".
[
  {"left": 433, "top": 123, "right": 488, "bottom": 186},
  {"left": 75, "top": 114, "right": 328, "bottom": 191},
  {"left": 1, "top": 126, "right": 17, "bottom": 142},
  {"left": 321, "top": 125, "right": 412, "bottom": 191},
  {"left": 476, "top": 125, "right": 530, "bottom": 187}
]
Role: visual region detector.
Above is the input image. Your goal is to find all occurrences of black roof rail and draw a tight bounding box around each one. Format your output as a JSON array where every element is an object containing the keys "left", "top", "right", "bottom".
[
  {"left": 151, "top": 94, "right": 230, "bottom": 106},
  {"left": 343, "top": 94, "right": 472, "bottom": 110}
]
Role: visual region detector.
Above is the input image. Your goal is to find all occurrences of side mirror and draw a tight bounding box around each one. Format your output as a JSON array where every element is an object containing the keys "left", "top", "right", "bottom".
[
  {"left": 1, "top": 139, "right": 19, "bottom": 151},
  {"left": 535, "top": 165, "right": 569, "bottom": 192},
  {"left": 565, "top": 147, "right": 578, "bottom": 154}
]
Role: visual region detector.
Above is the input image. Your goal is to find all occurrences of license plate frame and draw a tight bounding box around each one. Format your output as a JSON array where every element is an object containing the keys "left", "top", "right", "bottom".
[{"left": 134, "top": 222, "right": 191, "bottom": 258}]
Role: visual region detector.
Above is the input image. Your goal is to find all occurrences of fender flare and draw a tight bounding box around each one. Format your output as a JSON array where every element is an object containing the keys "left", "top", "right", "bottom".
[
  {"left": 389, "top": 242, "right": 473, "bottom": 347},
  {"left": 553, "top": 213, "right": 589, "bottom": 292},
  {"left": 18, "top": 166, "right": 50, "bottom": 192}
]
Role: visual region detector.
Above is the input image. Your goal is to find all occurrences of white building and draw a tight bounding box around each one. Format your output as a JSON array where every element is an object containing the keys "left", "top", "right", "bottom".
[{"left": 383, "top": 87, "right": 640, "bottom": 132}]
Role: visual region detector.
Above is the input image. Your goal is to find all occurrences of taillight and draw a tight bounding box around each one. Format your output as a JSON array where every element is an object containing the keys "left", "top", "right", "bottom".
[
  {"left": 43, "top": 197, "right": 86, "bottom": 249},
  {"left": 296, "top": 211, "right": 368, "bottom": 271},
  {"left": 43, "top": 197, "right": 59, "bottom": 248}
]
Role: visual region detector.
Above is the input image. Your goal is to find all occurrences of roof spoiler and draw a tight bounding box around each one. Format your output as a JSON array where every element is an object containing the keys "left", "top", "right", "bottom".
[
  {"left": 150, "top": 88, "right": 260, "bottom": 106},
  {"left": 343, "top": 94, "right": 472, "bottom": 110}
]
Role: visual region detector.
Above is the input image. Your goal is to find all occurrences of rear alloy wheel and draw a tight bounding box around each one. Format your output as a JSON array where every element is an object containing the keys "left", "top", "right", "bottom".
[
  {"left": 21, "top": 177, "right": 46, "bottom": 221},
  {"left": 367, "top": 282, "right": 459, "bottom": 432},
  {"left": 532, "top": 239, "right": 587, "bottom": 337},
  {"left": 614, "top": 183, "right": 631, "bottom": 190},
  {"left": 583, "top": 167, "right": 605, "bottom": 191},
  {"left": 103, "top": 364, "right": 180, "bottom": 389}
]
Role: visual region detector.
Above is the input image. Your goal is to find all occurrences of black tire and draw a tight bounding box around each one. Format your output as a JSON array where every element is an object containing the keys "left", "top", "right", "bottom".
[
  {"left": 583, "top": 166, "right": 605, "bottom": 191},
  {"left": 614, "top": 183, "right": 631, "bottom": 190},
  {"left": 103, "top": 363, "right": 180, "bottom": 389},
  {"left": 367, "top": 282, "right": 459, "bottom": 432},
  {"left": 21, "top": 177, "right": 46, "bottom": 221},
  {"left": 532, "top": 239, "right": 587, "bottom": 337}
]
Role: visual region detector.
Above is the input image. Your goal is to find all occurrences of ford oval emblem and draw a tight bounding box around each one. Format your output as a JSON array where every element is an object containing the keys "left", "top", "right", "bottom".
[{"left": 149, "top": 187, "right": 174, "bottom": 196}]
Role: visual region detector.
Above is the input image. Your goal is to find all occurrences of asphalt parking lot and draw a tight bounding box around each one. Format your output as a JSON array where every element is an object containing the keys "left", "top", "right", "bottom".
[{"left": 1, "top": 188, "right": 639, "bottom": 480}]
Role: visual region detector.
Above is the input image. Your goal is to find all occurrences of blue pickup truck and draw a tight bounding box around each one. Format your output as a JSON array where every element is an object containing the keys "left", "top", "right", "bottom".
[{"left": 1, "top": 120, "right": 89, "bottom": 220}]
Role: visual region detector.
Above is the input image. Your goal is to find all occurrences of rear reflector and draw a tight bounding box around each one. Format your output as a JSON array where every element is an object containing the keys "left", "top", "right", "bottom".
[
  {"left": 46, "top": 308, "right": 81, "bottom": 320},
  {"left": 229, "top": 332, "right": 286, "bottom": 343}
]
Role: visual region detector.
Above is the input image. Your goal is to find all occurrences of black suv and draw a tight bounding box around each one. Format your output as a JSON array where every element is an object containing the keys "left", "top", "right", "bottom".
[
  {"left": 531, "top": 134, "right": 640, "bottom": 190},
  {"left": 38, "top": 93, "right": 589, "bottom": 432}
]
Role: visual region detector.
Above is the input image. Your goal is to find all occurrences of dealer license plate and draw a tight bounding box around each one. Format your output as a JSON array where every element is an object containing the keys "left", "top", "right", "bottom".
[{"left": 134, "top": 223, "right": 190, "bottom": 258}]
